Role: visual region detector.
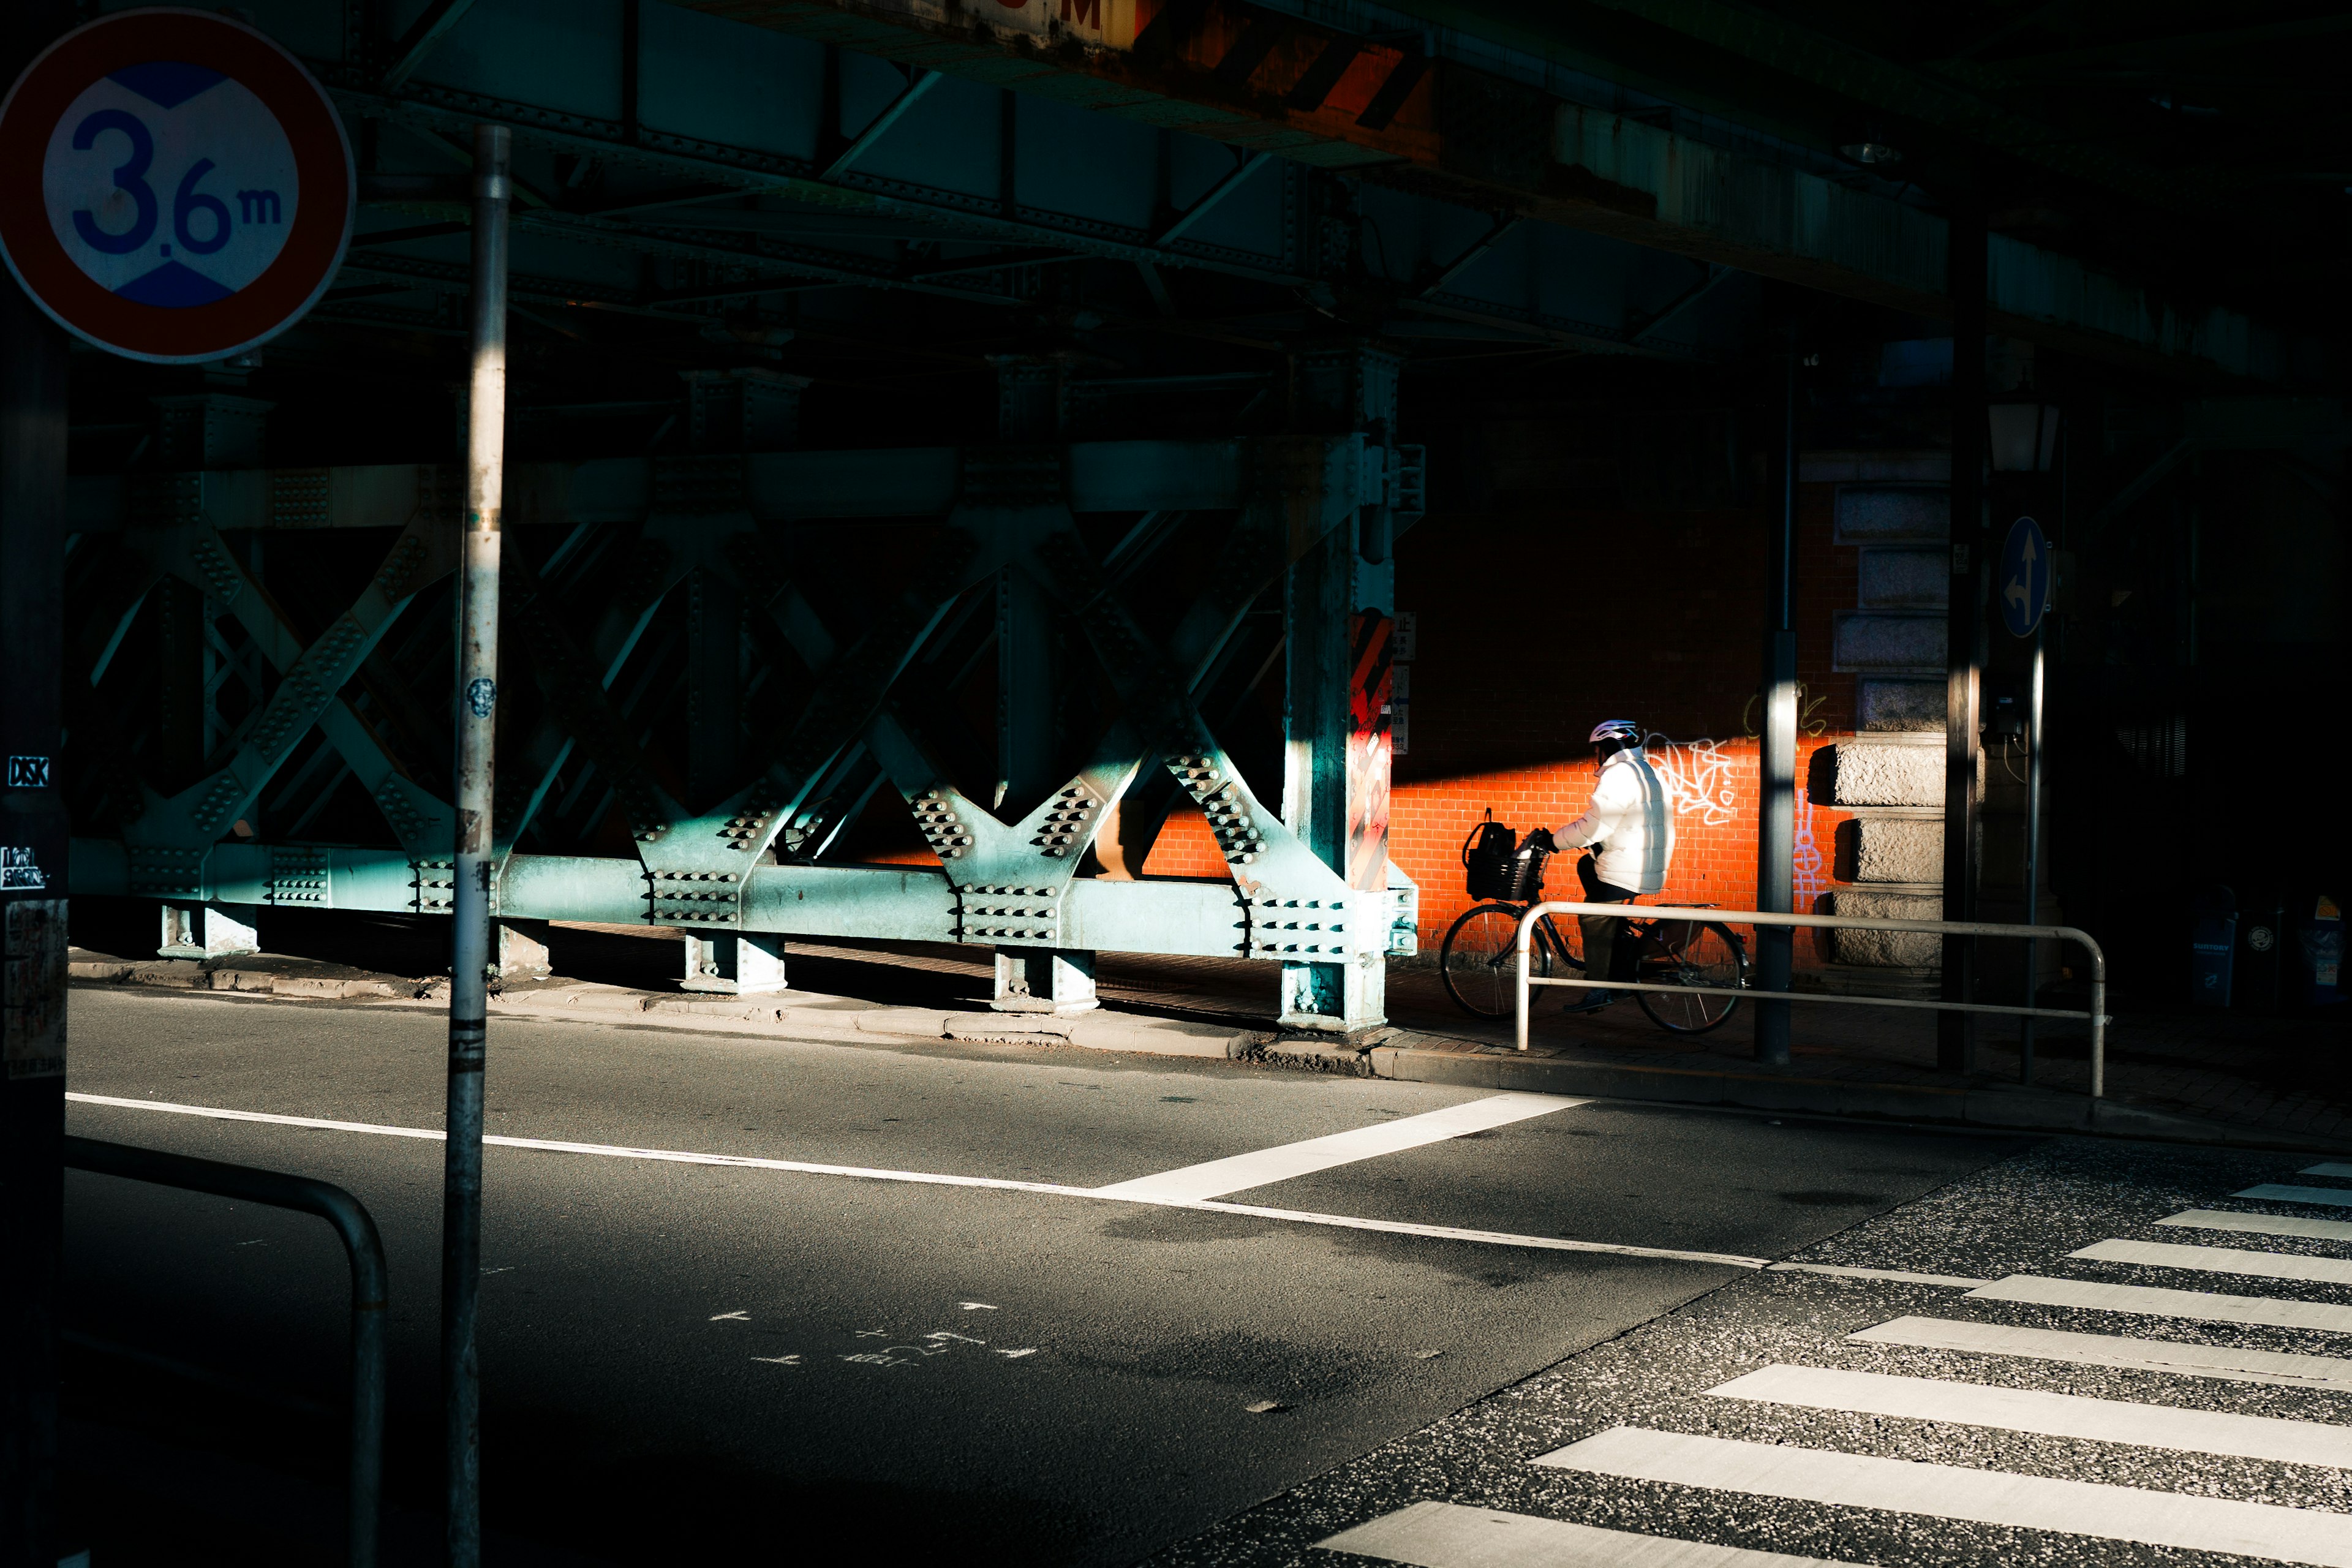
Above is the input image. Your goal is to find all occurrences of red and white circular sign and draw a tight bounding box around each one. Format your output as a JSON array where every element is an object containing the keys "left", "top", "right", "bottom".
[{"left": 0, "top": 9, "right": 353, "bottom": 364}]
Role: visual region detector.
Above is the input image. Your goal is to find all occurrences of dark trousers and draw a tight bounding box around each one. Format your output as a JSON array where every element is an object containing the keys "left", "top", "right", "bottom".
[{"left": 1577, "top": 855, "right": 1640, "bottom": 987}]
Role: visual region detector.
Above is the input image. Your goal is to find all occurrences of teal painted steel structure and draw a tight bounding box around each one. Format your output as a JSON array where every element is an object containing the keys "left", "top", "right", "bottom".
[{"left": 67, "top": 353, "right": 1420, "bottom": 1028}]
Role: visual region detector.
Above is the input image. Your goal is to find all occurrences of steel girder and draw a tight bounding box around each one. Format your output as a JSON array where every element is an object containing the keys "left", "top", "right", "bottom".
[
  {"left": 66, "top": 411, "right": 1421, "bottom": 1027},
  {"left": 293, "top": 1, "right": 1754, "bottom": 360},
  {"left": 665, "top": 0, "right": 2316, "bottom": 382}
]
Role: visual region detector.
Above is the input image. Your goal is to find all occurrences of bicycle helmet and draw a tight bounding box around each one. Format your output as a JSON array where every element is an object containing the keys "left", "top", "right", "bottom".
[{"left": 1588, "top": 719, "right": 1642, "bottom": 745}]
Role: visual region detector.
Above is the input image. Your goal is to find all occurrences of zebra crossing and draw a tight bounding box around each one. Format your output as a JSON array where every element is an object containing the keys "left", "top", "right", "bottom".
[
  {"left": 1308, "top": 1152, "right": 2352, "bottom": 1568},
  {"left": 1155, "top": 1141, "right": 2352, "bottom": 1568}
]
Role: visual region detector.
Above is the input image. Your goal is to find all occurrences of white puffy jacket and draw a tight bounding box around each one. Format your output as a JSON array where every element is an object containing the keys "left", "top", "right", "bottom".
[{"left": 1553, "top": 748, "right": 1675, "bottom": 894}]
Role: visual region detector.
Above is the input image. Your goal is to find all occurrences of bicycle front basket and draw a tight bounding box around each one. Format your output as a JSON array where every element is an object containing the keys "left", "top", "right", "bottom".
[{"left": 1497, "top": 841, "right": 1550, "bottom": 902}]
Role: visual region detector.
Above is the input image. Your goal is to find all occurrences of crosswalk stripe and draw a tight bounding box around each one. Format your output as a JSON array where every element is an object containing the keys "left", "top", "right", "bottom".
[
  {"left": 2161, "top": 1208, "right": 2352, "bottom": 1243},
  {"left": 1314, "top": 1501, "right": 1866, "bottom": 1567},
  {"left": 1965, "top": 1273, "right": 2352, "bottom": 1333},
  {"left": 1851, "top": 1314, "right": 2352, "bottom": 1390},
  {"left": 1533, "top": 1426, "right": 2352, "bottom": 1566},
  {"left": 1088, "top": 1091, "right": 1583, "bottom": 1202},
  {"left": 2303, "top": 1165, "right": 2352, "bottom": 1180},
  {"left": 2237, "top": 1184, "right": 2352, "bottom": 1208},
  {"left": 2074, "top": 1237, "right": 2352, "bottom": 1286},
  {"left": 1707, "top": 1362, "right": 2352, "bottom": 1468}
]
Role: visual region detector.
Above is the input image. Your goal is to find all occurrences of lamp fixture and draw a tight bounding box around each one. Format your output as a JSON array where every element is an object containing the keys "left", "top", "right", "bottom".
[
  {"left": 1839, "top": 141, "right": 1902, "bottom": 166},
  {"left": 1988, "top": 400, "right": 2062, "bottom": 473}
]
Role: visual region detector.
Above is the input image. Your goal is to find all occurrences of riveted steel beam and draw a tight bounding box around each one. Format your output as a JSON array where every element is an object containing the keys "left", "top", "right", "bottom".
[{"left": 663, "top": 0, "right": 2311, "bottom": 380}]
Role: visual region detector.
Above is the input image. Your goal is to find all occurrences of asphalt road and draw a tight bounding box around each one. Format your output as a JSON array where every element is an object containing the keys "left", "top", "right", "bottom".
[{"left": 58, "top": 986, "right": 2034, "bottom": 1564}]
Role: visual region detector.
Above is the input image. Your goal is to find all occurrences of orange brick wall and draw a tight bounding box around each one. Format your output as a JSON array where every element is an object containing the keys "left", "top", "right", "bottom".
[
  {"left": 1136, "top": 737, "right": 1852, "bottom": 958},
  {"left": 1137, "top": 488, "right": 1867, "bottom": 963}
]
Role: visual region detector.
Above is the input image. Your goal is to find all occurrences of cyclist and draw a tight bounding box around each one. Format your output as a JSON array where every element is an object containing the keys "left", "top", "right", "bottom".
[{"left": 1536, "top": 719, "right": 1676, "bottom": 1013}]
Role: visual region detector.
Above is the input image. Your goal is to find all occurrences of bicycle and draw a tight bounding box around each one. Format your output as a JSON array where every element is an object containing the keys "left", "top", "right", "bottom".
[{"left": 1439, "top": 847, "right": 1749, "bottom": 1034}]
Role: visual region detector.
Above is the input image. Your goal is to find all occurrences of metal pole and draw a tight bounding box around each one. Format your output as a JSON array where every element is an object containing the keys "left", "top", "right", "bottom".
[
  {"left": 1756, "top": 320, "right": 1798, "bottom": 1068},
  {"left": 2019, "top": 624, "right": 2045, "bottom": 1084},
  {"left": 0, "top": 197, "right": 72, "bottom": 1568},
  {"left": 61, "top": 1137, "right": 387, "bottom": 1568},
  {"left": 1510, "top": 899, "right": 2108, "bottom": 1093},
  {"left": 2091, "top": 959, "right": 2106, "bottom": 1100},
  {"left": 443, "top": 121, "right": 508, "bottom": 1568},
  {"left": 1940, "top": 192, "right": 1988, "bottom": 1074},
  {"left": 1514, "top": 908, "right": 1534, "bottom": 1053}
]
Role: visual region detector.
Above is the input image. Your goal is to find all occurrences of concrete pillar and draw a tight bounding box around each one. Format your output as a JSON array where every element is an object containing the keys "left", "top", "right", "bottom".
[
  {"left": 681, "top": 930, "right": 786, "bottom": 994},
  {"left": 159, "top": 901, "right": 260, "bottom": 960},
  {"left": 496, "top": 921, "right": 552, "bottom": 980},
  {"left": 992, "top": 947, "right": 1097, "bottom": 1014}
]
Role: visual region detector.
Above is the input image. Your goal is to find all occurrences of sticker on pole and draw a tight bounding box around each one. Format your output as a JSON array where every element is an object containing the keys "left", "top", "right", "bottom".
[
  {"left": 1999, "top": 514, "right": 2052, "bottom": 638},
  {"left": 0, "top": 9, "right": 354, "bottom": 364}
]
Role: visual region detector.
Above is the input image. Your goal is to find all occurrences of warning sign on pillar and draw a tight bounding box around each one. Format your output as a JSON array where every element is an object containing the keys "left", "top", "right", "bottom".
[{"left": 0, "top": 9, "right": 354, "bottom": 364}]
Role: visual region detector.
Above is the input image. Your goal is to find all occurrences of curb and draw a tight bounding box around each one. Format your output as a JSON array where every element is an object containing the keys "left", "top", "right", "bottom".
[
  {"left": 69, "top": 958, "right": 1262, "bottom": 1060},
  {"left": 70, "top": 959, "right": 405, "bottom": 1000}
]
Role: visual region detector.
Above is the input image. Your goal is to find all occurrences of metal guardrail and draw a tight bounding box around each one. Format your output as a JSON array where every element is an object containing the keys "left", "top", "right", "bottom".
[
  {"left": 1513, "top": 902, "right": 2112, "bottom": 1097},
  {"left": 64, "top": 1136, "right": 388, "bottom": 1568}
]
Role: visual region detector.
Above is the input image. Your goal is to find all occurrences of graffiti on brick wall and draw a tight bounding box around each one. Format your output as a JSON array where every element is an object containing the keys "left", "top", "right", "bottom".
[
  {"left": 1793, "top": 785, "right": 1826, "bottom": 903},
  {"left": 1639, "top": 732, "right": 1740, "bottom": 827}
]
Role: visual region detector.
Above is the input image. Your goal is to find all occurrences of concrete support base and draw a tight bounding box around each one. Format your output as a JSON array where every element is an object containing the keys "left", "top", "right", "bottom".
[
  {"left": 680, "top": 930, "right": 786, "bottom": 994},
  {"left": 1277, "top": 954, "right": 1384, "bottom": 1033},
  {"left": 158, "top": 900, "right": 258, "bottom": 960},
  {"left": 992, "top": 947, "right": 1098, "bottom": 1014},
  {"left": 497, "top": 919, "right": 552, "bottom": 979}
]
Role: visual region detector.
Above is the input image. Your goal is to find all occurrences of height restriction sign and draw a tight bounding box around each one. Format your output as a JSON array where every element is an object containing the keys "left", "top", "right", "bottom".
[{"left": 0, "top": 9, "right": 353, "bottom": 364}]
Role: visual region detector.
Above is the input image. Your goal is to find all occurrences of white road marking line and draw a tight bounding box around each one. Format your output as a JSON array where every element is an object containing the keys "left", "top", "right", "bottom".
[
  {"left": 1966, "top": 1273, "right": 2352, "bottom": 1333},
  {"left": 1709, "top": 1362, "right": 2352, "bottom": 1468},
  {"left": 1850, "top": 1315, "right": 2352, "bottom": 1392},
  {"left": 1533, "top": 1427, "right": 2352, "bottom": 1566},
  {"left": 708, "top": 1310, "right": 749, "bottom": 1322},
  {"left": 1767, "top": 1262, "right": 1988, "bottom": 1287},
  {"left": 2237, "top": 1184, "right": 2352, "bottom": 1208},
  {"left": 64, "top": 1091, "right": 1765, "bottom": 1268},
  {"left": 1088, "top": 1092, "right": 1585, "bottom": 1203},
  {"left": 2074, "top": 1237, "right": 2352, "bottom": 1287},
  {"left": 959, "top": 1302, "right": 997, "bottom": 1311},
  {"left": 2162, "top": 1208, "right": 2352, "bottom": 1243},
  {"left": 2304, "top": 1165, "right": 2352, "bottom": 1180},
  {"left": 749, "top": 1355, "right": 799, "bottom": 1366},
  {"left": 1314, "top": 1500, "right": 1868, "bottom": 1567}
]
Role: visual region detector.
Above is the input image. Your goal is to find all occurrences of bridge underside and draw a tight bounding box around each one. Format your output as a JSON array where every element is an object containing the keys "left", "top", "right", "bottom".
[{"left": 51, "top": 0, "right": 2326, "bottom": 1030}]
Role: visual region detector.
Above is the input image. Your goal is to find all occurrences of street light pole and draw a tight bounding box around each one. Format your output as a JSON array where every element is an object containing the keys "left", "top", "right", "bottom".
[{"left": 443, "top": 121, "right": 509, "bottom": 1568}]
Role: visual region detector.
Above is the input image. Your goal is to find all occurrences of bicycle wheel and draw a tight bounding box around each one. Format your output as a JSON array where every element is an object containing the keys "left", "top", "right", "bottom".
[
  {"left": 1636, "top": 920, "right": 1747, "bottom": 1034},
  {"left": 1440, "top": 903, "right": 1548, "bottom": 1019}
]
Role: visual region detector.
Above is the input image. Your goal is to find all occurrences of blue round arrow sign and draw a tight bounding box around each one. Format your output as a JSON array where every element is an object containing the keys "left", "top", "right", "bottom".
[{"left": 1999, "top": 514, "right": 2052, "bottom": 638}]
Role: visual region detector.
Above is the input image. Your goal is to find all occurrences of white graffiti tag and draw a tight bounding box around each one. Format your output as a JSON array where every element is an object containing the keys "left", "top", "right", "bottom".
[{"left": 1640, "top": 733, "right": 1741, "bottom": 827}]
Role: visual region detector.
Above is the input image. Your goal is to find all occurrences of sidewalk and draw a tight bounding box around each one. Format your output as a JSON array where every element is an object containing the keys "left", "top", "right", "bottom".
[{"left": 60, "top": 901, "right": 2352, "bottom": 1153}]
